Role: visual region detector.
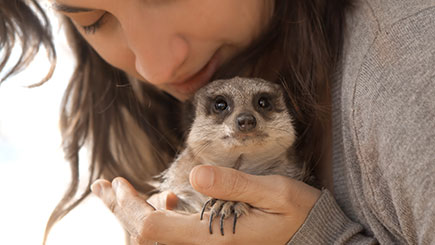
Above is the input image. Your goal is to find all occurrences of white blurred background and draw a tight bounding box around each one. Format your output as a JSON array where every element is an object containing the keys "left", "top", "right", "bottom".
[{"left": 0, "top": 5, "right": 124, "bottom": 245}]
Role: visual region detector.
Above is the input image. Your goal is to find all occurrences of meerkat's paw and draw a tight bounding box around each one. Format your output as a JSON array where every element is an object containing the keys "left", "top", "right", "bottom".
[{"left": 200, "top": 198, "right": 250, "bottom": 235}]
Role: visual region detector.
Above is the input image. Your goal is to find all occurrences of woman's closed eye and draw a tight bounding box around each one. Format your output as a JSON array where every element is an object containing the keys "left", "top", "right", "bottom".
[
  {"left": 52, "top": 3, "right": 109, "bottom": 35},
  {"left": 81, "top": 12, "right": 108, "bottom": 34}
]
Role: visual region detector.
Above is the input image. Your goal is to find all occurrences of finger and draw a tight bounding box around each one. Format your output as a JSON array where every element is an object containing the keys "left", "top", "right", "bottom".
[
  {"left": 133, "top": 209, "right": 291, "bottom": 245},
  {"left": 147, "top": 191, "right": 167, "bottom": 210},
  {"left": 130, "top": 211, "right": 207, "bottom": 244},
  {"left": 189, "top": 166, "right": 321, "bottom": 213},
  {"left": 91, "top": 178, "right": 156, "bottom": 239},
  {"left": 91, "top": 179, "right": 119, "bottom": 214},
  {"left": 111, "top": 178, "right": 156, "bottom": 230},
  {"left": 165, "top": 192, "right": 179, "bottom": 210},
  {"left": 147, "top": 191, "right": 179, "bottom": 211}
]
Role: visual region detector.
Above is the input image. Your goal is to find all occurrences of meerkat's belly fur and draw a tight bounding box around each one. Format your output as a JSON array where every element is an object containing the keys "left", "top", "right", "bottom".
[{"left": 156, "top": 77, "right": 309, "bottom": 235}]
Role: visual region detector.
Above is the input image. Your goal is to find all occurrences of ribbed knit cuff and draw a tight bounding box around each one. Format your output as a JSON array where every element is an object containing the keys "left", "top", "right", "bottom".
[{"left": 287, "top": 189, "right": 372, "bottom": 244}]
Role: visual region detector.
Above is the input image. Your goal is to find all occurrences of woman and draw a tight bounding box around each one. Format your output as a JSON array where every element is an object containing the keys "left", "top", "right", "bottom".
[{"left": 1, "top": 0, "right": 434, "bottom": 244}]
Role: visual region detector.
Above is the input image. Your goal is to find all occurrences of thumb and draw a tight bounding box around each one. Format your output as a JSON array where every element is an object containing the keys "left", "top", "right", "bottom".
[{"left": 189, "top": 165, "right": 320, "bottom": 213}]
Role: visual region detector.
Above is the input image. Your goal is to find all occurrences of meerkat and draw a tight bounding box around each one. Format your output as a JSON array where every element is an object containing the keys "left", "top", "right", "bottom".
[{"left": 155, "top": 77, "right": 309, "bottom": 236}]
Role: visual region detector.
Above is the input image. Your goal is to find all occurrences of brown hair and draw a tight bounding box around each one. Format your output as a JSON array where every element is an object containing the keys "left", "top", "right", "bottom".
[
  {"left": 1, "top": 0, "right": 352, "bottom": 243},
  {"left": 0, "top": 0, "right": 55, "bottom": 84}
]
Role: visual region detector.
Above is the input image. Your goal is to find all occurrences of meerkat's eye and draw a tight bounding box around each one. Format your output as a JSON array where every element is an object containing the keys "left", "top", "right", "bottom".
[
  {"left": 258, "top": 97, "right": 271, "bottom": 109},
  {"left": 214, "top": 98, "right": 228, "bottom": 112}
]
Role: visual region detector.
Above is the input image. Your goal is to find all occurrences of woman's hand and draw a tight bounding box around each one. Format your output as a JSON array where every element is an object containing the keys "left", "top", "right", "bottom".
[{"left": 91, "top": 166, "right": 321, "bottom": 245}]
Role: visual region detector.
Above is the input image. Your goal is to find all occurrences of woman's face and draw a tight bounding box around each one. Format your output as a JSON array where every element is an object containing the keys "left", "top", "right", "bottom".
[{"left": 53, "top": 0, "right": 274, "bottom": 100}]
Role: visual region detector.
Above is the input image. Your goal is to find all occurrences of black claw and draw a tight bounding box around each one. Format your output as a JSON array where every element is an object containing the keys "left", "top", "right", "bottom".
[
  {"left": 210, "top": 198, "right": 217, "bottom": 207},
  {"left": 209, "top": 212, "right": 215, "bottom": 234},
  {"left": 216, "top": 203, "right": 224, "bottom": 215},
  {"left": 220, "top": 214, "right": 225, "bottom": 236},
  {"left": 233, "top": 215, "right": 238, "bottom": 234},
  {"left": 200, "top": 199, "right": 212, "bottom": 220}
]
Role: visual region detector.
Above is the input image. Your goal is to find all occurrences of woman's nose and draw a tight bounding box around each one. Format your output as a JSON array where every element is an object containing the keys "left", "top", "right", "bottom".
[
  {"left": 121, "top": 13, "right": 189, "bottom": 85},
  {"left": 134, "top": 35, "right": 189, "bottom": 85}
]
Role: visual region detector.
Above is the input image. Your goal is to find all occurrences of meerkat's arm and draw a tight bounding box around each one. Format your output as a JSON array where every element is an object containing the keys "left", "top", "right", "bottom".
[{"left": 160, "top": 148, "right": 209, "bottom": 213}]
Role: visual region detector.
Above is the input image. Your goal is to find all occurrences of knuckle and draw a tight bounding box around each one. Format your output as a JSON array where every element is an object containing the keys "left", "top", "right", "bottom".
[
  {"left": 131, "top": 234, "right": 149, "bottom": 245},
  {"left": 275, "top": 175, "right": 292, "bottom": 195},
  {"left": 136, "top": 212, "right": 160, "bottom": 240},
  {"left": 107, "top": 200, "right": 118, "bottom": 214},
  {"left": 274, "top": 176, "right": 299, "bottom": 207},
  {"left": 227, "top": 171, "right": 249, "bottom": 197},
  {"left": 117, "top": 193, "right": 131, "bottom": 208},
  {"left": 130, "top": 235, "right": 143, "bottom": 245}
]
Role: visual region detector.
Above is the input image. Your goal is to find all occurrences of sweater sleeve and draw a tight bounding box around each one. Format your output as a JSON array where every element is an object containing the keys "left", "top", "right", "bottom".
[{"left": 287, "top": 189, "right": 377, "bottom": 244}]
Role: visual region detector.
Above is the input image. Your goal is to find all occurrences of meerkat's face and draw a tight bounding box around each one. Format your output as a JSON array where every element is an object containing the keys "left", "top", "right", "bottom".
[{"left": 187, "top": 77, "right": 296, "bottom": 161}]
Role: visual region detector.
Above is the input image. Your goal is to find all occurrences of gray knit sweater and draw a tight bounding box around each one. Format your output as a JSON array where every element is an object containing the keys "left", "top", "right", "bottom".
[{"left": 289, "top": 0, "right": 435, "bottom": 244}]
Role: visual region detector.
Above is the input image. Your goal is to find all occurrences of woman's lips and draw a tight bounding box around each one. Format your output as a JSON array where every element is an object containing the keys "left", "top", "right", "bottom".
[{"left": 169, "top": 52, "right": 220, "bottom": 95}]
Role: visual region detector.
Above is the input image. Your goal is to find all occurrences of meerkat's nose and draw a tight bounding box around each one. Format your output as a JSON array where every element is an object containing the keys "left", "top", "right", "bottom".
[{"left": 236, "top": 113, "right": 257, "bottom": 132}]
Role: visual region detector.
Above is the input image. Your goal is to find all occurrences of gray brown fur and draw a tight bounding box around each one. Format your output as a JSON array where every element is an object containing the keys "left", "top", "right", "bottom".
[{"left": 157, "top": 77, "right": 307, "bottom": 214}]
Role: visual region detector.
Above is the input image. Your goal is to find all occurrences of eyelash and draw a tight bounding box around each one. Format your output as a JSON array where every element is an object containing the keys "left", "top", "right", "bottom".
[{"left": 82, "top": 12, "right": 107, "bottom": 34}]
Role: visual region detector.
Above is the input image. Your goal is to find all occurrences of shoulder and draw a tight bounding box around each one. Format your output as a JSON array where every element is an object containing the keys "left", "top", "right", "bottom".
[
  {"left": 339, "top": 0, "right": 435, "bottom": 95},
  {"left": 353, "top": 0, "right": 435, "bottom": 103},
  {"left": 348, "top": 0, "right": 435, "bottom": 162},
  {"left": 364, "top": 0, "right": 435, "bottom": 30},
  {"left": 343, "top": 0, "right": 435, "bottom": 181},
  {"left": 350, "top": 0, "right": 435, "bottom": 129},
  {"left": 343, "top": 0, "right": 435, "bottom": 64},
  {"left": 343, "top": 0, "right": 435, "bottom": 118},
  {"left": 338, "top": 0, "right": 435, "bottom": 174}
]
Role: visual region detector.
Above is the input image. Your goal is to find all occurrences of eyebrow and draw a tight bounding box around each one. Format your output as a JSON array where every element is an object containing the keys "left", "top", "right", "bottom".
[{"left": 52, "top": 3, "right": 95, "bottom": 13}]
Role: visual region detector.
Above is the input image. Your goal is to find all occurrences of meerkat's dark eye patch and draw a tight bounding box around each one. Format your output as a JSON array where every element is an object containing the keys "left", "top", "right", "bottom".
[
  {"left": 253, "top": 93, "right": 275, "bottom": 112},
  {"left": 205, "top": 95, "right": 233, "bottom": 124},
  {"left": 258, "top": 97, "right": 271, "bottom": 109},
  {"left": 214, "top": 97, "right": 228, "bottom": 112},
  {"left": 253, "top": 92, "right": 281, "bottom": 121},
  {"left": 209, "top": 95, "right": 232, "bottom": 116}
]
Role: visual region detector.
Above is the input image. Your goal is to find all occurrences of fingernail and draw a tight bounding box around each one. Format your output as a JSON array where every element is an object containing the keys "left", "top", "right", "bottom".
[
  {"left": 91, "top": 183, "right": 102, "bottom": 197},
  {"left": 193, "top": 166, "right": 214, "bottom": 189}
]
